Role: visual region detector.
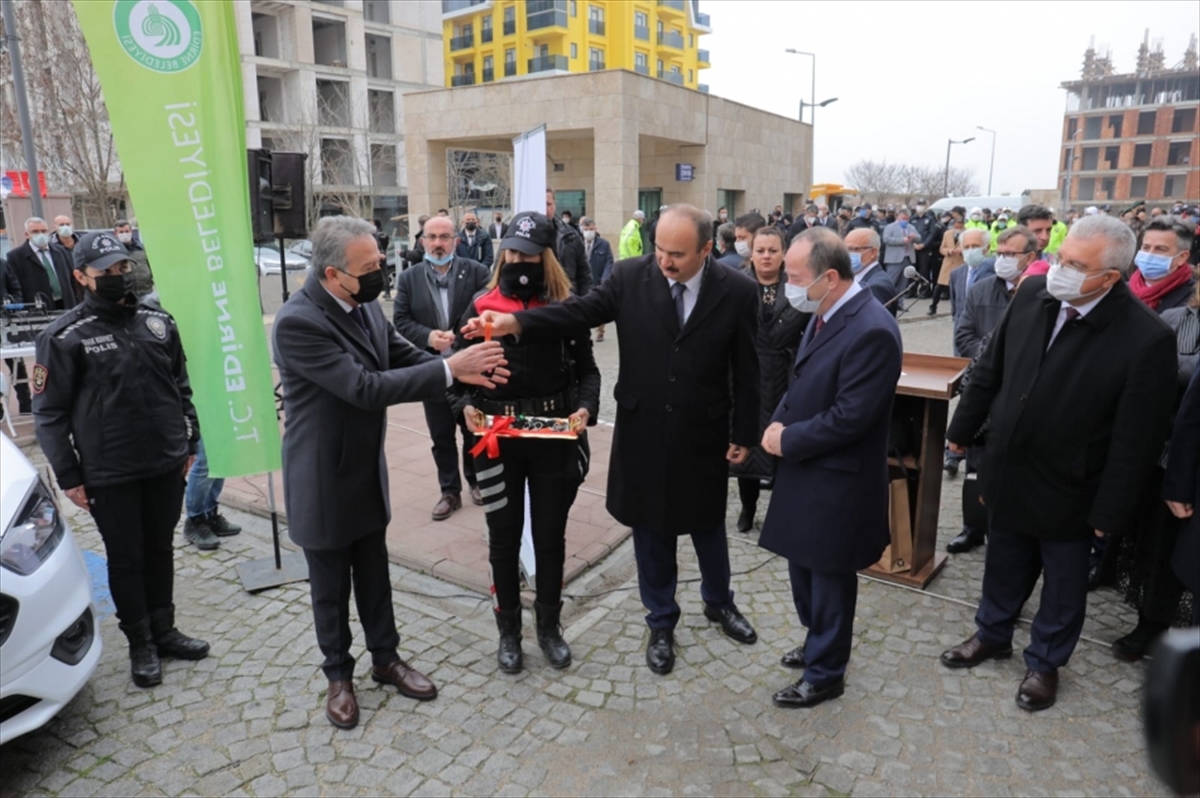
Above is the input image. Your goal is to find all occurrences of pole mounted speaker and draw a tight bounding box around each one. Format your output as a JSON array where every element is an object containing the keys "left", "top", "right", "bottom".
[
  {"left": 271, "top": 152, "right": 308, "bottom": 240},
  {"left": 247, "top": 149, "right": 275, "bottom": 244}
]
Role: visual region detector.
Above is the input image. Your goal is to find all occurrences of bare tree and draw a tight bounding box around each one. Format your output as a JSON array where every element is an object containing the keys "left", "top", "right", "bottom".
[
  {"left": 844, "top": 159, "right": 903, "bottom": 206},
  {"left": 446, "top": 149, "right": 511, "bottom": 224},
  {"left": 845, "top": 158, "right": 980, "bottom": 207},
  {"left": 0, "top": 2, "right": 125, "bottom": 226}
]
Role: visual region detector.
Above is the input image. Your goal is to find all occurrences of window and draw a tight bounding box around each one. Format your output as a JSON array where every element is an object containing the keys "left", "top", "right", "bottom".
[
  {"left": 482, "top": 54, "right": 494, "bottom": 82},
  {"left": 589, "top": 46, "right": 604, "bottom": 71},
  {"left": 570, "top": 42, "right": 577, "bottom": 59},
  {"left": 1076, "top": 177, "right": 1095, "bottom": 201},
  {"left": 1083, "top": 117, "right": 1102, "bottom": 139},
  {"left": 1103, "top": 146, "right": 1119, "bottom": 169},
  {"left": 634, "top": 11, "right": 649, "bottom": 40},
  {"left": 1129, "top": 175, "right": 1148, "bottom": 198},
  {"left": 481, "top": 14, "right": 492, "bottom": 43},
  {"left": 503, "top": 5, "right": 516, "bottom": 35},
  {"left": 504, "top": 46, "right": 517, "bottom": 76},
  {"left": 1132, "top": 143, "right": 1152, "bottom": 167},
  {"left": 1067, "top": 118, "right": 1078, "bottom": 139},
  {"left": 1137, "top": 111, "right": 1156, "bottom": 135},
  {"left": 588, "top": 4, "right": 604, "bottom": 35},
  {"left": 657, "top": 58, "right": 663, "bottom": 76},
  {"left": 1080, "top": 147, "right": 1099, "bottom": 170},
  {"left": 1108, "top": 114, "right": 1122, "bottom": 138},
  {"left": 634, "top": 51, "right": 648, "bottom": 74},
  {"left": 1101, "top": 177, "right": 1115, "bottom": 197},
  {"left": 1164, "top": 174, "right": 1187, "bottom": 198},
  {"left": 569, "top": 0, "right": 576, "bottom": 16},
  {"left": 688, "top": 33, "right": 693, "bottom": 47},
  {"left": 1062, "top": 148, "right": 1071, "bottom": 171},
  {"left": 368, "top": 88, "right": 394, "bottom": 133},
  {"left": 1172, "top": 108, "right": 1197, "bottom": 133},
  {"left": 1167, "top": 141, "right": 1191, "bottom": 166}
]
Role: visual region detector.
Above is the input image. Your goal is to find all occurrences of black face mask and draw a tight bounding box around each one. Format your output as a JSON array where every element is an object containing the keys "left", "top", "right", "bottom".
[
  {"left": 465, "top": 222, "right": 477, "bottom": 231},
  {"left": 92, "top": 272, "right": 135, "bottom": 303},
  {"left": 340, "top": 268, "right": 384, "bottom": 304},
  {"left": 499, "top": 261, "right": 545, "bottom": 303}
]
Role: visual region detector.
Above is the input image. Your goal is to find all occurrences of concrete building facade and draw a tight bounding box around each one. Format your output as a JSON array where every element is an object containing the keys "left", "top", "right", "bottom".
[
  {"left": 440, "top": 0, "right": 711, "bottom": 92},
  {"left": 403, "top": 69, "right": 812, "bottom": 239},
  {"left": 1058, "top": 34, "right": 1200, "bottom": 209},
  {"left": 233, "top": 0, "right": 444, "bottom": 226}
]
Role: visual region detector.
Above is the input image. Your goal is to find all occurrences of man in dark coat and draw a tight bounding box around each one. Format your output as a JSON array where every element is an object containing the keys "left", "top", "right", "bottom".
[
  {"left": 1164, "top": 367, "right": 1200, "bottom": 624},
  {"left": 580, "top": 216, "right": 614, "bottom": 286},
  {"left": 454, "top": 211, "right": 494, "bottom": 268},
  {"left": 463, "top": 205, "right": 761, "bottom": 674},
  {"left": 759, "top": 228, "right": 903, "bottom": 708},
  {"left": 845, "top": 228, "right": 899, "bottom": 316},
  {"left": 785, "top": 205, "right": 823, "bottom": 248},
  {"left": 8, "top": 216, "right": 79, "bottom": 310},
  {"left": 940, "top": 216, "right": 1177, "bottom": 712},
  {"left": 393, "top": 215, "right": 492, "bottom": 520},
  {"left": 273, "top": 216, "right": 506, "bottom": 729},
  {"left": 545, "top": 188, "right": 593, "bottom": 296},
  {"left": 954, "top": 226, "right": 1038, "bottom": 360}
]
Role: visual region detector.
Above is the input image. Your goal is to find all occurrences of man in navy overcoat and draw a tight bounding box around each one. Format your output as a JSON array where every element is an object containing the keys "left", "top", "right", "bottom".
[{"left": 759, "top": 227, "right": 903, "bottom": 708}]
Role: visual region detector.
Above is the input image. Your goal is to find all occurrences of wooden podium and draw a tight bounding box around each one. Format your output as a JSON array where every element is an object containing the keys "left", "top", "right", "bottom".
[{"left": 863, "top": 353, "right": 970, "bottom": 589}]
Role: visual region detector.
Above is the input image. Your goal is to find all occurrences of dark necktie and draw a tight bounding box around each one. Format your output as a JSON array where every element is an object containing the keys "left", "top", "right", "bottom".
[
  {"left": 1064, "top": 307, "right": 1080, "bottom": 322},
  {"left": 672, "top": 282, "right": 687, "bottom": 328},
  {"left": 813, "top": 316, "right": 825, "bottom": 336},
  {"left": 349, "top": 305, "right": 369, "bottom": 337},
  {"left": 39, "top": 249, "right": 62, "bottom": 300}
]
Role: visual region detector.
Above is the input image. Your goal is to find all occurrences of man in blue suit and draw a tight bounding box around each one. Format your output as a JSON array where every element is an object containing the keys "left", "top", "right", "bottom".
[
  {"left": 759, "top": 227, "right": 903, "bottom": 708},
  {"left": 845, "top": 228, "right": 900, "bottom": 316}
]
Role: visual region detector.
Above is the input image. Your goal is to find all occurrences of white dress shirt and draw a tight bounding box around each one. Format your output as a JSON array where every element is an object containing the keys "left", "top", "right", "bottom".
[
  {"left": 1047, "top": 289, "right": 1109, "bottom": 349},
  {"left": 854, "top": 260, "right": 881, "bottom": 283},
  {"left": 322, "top": 283, "right": 453, "bottom": 386},
  {"left": 820, "top": 280, "right": 863, "bottom": 324},
  {"left": 666, "top": 264, "right": 705, "bottom": 324}
]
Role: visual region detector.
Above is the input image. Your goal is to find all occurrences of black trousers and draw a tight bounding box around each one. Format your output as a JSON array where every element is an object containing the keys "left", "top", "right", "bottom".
[
  {"left": 632, "top": 523, "right": 733, "bottom": 630},
  {"left": 423, "top": 398, "right": 477, "bottom": 495},
  {"left": 88, "top": 468, "right": 185, "bottom": 625},
  {"left": 4, "top": 359, "right": 30, "bottom": 411},
  {"left": 474, "top": 437, "right": 576, "bottom": 611},
  {"left": 303, "top": 529, "right": 399, "bottom": 681},
  {"left": 789, "top": 562, "right": 858, "bottom": 688}
]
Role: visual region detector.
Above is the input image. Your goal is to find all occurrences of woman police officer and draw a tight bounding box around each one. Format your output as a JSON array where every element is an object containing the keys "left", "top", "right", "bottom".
[{"left": 453, "top": 211, "right": 600, "bottom": 673}]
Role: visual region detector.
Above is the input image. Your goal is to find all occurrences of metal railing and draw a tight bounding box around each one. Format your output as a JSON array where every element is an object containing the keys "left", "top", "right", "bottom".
[
  {"left": 481, "top": 28, "right": 493, "bottom": 43},
  {"left": 634, "top": 24, "right": 649, "bottom": 41},
  {"left": 588, "top": 60, "right": 605, "bottom": 72},
  {"left": 503, "top": 19, "right": 516, "bottom": 35},
  {"left": 451, "top": 73, "right": 475, "bottom": 87},
  {"left": 528, "top": 54, "right": 569, "bottom": 73},
  {"left": 698, "top": 48, "right": 710, "bottom": 63},
  {"left": 695, "top": 11, "right": 711, "bottom": 26},
  {"left": 657, "top": 69, "right": 683, "bottom": 85},
  {"left": 504, "top": 61, "right": 517, "bottom": 76},
  {"left": 449, "top": 33, "right": 474, "bottom": 51},
  {"left": 657, "top": 0, "right": 686, "bottom": 10},
  {"left": 658, "top": 31, "right": 684, "bottom": 49},
  {"left": 588, "top": 19, "right": 605, "bottom": 35},
  {"left": 698, "top": 83, "right": 709, "bottom": 94},
  {"left": 482, "top": 67, "right": 494, "bottom": 82},
  {"left": 634, "top": 63, "right": 649, "bottom": 75}
]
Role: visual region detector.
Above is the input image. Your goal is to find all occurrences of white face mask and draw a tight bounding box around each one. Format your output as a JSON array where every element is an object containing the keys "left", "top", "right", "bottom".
[
  {"left": 582, "top": 229, "right": 596, "bottom": 242},
  {"left": 962, "top": 247, "right": 986, "bottom": 269},
  {"left": 57, "top": 224, "right": 73, "bottom": 238},
  {"left": 993, "top": 255, "right": 1024, "bottom": 283},
  {"left": 916, "top": 205, "right": 926, "bottom": 213},
  {"left": 784, "top": 278, "right": 827, "bottom": 314},
  {"left": 734, "top": 240, "right": 751, "bottom": 258},
  {"left": 30, "top": 232, "right": 50, "bottom": 248},
  {"left": 117, "top": 232, "right": 133, "bottom": 244},
  {"left": 1045, "top": 261, "right": 1110, "bottom": 303}
]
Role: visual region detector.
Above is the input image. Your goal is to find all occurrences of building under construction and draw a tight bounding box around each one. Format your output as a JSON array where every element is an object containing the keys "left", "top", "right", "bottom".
[{"left": 1058, "top": 32, "right": 1199, "bottom": 210}]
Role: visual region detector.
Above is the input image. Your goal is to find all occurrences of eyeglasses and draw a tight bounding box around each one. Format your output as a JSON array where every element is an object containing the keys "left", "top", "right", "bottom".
[
  {"left": 1059, "top": 260, "right": 1111, "bottom": 276},
  {"left": 846, "top": 246, "right": 874, "bottom": 253},
  {"left": 425, "top": 233, "right": 455, "bottom": 242},
  {"left": 995, "top": 250, "right": 1032, "bottom": 258}
]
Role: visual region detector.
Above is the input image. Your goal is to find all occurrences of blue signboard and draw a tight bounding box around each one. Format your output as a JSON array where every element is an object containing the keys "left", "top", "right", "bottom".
[{"left": 675, "top": 163, "right": 694, "bottom": 182}]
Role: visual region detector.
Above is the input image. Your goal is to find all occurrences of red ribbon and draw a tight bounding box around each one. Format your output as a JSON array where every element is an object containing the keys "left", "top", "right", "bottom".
[{"left": 469, "top": 415, "right": 514, "bottom": 459}]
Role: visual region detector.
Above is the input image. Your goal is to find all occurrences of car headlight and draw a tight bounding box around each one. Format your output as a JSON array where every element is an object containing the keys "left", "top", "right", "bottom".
[{"left": 1, "top": 482, "right": 65, "bottom": 576}]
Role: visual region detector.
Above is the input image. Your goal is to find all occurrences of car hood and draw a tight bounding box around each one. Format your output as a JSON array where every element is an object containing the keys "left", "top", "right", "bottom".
[{"left": 0, "top": 434, "right": 38, "bottom": 531}]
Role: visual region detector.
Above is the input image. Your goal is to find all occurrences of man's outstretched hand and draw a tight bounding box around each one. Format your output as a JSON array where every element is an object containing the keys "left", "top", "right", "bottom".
[
  {"left": 447, "top": 341, "right": 510, "bottom": 389},
  {"left": 462, "top": 311, "right": 521, "bottom": 340}
]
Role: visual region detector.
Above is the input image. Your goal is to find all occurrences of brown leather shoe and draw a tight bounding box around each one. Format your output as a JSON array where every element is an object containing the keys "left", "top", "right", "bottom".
[
  {"left": 431, "top": 494, "right": 462, "bottom": 521},
  {"left": 371, "top": 660, "right": 438, "bottom": 701},
  {"left": 469, "top": 485, "right": 483, "bottom": 506},
  {"left": 1016, "top": 669, "right": 1058, "bottom": 712},
  {"left": 939, "top": 633, "right": 1014, "bottom": 669},
  {"left": 325, "top": 680, "right": 358, "bottom": 729}
]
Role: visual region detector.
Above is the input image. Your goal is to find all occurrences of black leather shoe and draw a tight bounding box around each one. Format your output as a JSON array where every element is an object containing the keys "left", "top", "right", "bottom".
[
  {"left": 940, "top": 633, "right": 1013, "bottom": 669},
  {"left": 207, "top": 509, "right": 242, "bottom": 537},
  {"left": 943, "top": 458, "right": 959, "bottom": 477},
  {"left": 736, "top": 506, "right": 754, "bottom": 533},
  {"left": 946, "top": 528, "right": 985, "bottom": 554},
  {"left": 780, "top": 643, "right": 806, "bottom": 669},
  {"left": 773, "top": 677, "right": 844, "bottom": 708},
  {"left": 1016, "top": 669, "right": 1058, "bottom": 712},
  {"left": 645, "top": 628, "right": 675, "bottom": 675},
  {"left": 1087, "top": 562, "right": 1103, "bottom": 591},
  {"left": 494, "top": 608, "right": 523, "bottom": 674},
  {"left": 149, "top": 605, "right": 210, "bottom": 660},
  {"left": 703, "top": 603, "right": 757, "bottom": 644},
  {"left": 1111, "top": 620, "right": 1168, "bottom": 662},
  {"left": 469, "top": 485, "right": 484, "bottom": 506}
]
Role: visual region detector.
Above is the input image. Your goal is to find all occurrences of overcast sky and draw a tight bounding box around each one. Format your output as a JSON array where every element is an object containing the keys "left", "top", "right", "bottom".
[{"left": 703, "top": 0, "right": 1200, "bottom": 198}]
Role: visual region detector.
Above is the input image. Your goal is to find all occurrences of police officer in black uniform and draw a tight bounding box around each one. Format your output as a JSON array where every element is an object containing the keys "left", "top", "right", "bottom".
[
  {"left": 32, "top": 231, "right": 209, "bottom": 688},
  {"left": 453, "top": 212, "right": 600, "bottom": 674}
]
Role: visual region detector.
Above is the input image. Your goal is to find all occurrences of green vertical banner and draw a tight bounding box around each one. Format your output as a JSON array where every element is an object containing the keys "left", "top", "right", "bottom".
[{"left": 72, "top": 0, "right": 280, "bottom": 477}]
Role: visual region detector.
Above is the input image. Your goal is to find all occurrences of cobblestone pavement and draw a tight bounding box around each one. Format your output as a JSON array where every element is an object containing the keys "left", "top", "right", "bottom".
[{"left": 0, "top": 308, "right": 1170, "bottom": 797}]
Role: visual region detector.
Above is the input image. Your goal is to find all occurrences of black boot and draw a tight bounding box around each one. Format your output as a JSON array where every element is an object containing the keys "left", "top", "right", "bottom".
[
  {"left": 1111, "top": 618, "right": 1169, "bottom": 662},
  {"left": 149, "top": 605, "right": 210, "bottom": 660},
  {"left": 494, "top": 608, "right": 523, "bottom": 674},
  {"left": 119, "top": 617, "right": 163, "bottom": 688},
  {"left": 736, "top": 504, "right": 755, "bottom": 533},
  {"left": 535, "top": 601, "right": 572, "bottom": 669},
  {"left": 207, "top": 508, "right": 242, "bottom": 537}
]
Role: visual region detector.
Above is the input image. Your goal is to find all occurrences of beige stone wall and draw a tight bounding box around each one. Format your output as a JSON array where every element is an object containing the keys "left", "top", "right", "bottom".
[{"left": 404, "top": 70, "right": 812, "bottom": 242}]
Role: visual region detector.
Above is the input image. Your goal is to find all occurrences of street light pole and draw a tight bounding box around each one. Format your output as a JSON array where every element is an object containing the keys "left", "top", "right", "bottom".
[
  {"left": 2, "top": 0, "right": 44, "bottom": 219},
  {"left": 944, "top": 137, "right": 976, "bottom": 197},
  {"left": 976, "top": 126, "right": 996, "bottom": 195},
  {"left": 784, "top": 48, "right": 817, "bottom": 125}
]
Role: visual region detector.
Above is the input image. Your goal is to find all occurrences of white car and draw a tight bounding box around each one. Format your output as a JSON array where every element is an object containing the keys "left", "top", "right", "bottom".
[
  {"left": 0, "top": 434, "right": 101, "bottom": 745},
  {"left": 254, "top": 246, "right": 310, "bottom": 276}
]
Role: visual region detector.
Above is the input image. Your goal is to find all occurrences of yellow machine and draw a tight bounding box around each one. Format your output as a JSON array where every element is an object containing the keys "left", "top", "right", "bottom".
[{"left": 809, "top": 183, "right": 859, "bottom": 212}]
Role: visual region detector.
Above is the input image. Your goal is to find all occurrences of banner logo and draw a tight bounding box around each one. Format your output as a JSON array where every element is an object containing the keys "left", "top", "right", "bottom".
[{"left": 113, "top": 0, "right": 202, "bottom": 73}]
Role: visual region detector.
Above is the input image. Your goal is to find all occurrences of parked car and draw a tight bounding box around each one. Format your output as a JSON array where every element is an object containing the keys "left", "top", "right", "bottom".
[
  {"left": 287, "top": 240, "right": 312, "bottom": 260},
  {"left": 254, "top": 246, "right": 309, "bottom": 276},
  {"left": 0, "top": 434, "right": 101, "bottom": 745}
]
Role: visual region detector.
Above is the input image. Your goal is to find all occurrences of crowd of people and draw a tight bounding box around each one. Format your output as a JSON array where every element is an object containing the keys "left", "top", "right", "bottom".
[{"left": 7, "top": 189, "right": 1198, "bottom": 729}]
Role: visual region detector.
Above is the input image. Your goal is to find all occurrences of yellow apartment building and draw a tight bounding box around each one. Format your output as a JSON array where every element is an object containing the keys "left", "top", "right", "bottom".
[{"left": 441, "top": 0, "right": 712, "bottom": 92}]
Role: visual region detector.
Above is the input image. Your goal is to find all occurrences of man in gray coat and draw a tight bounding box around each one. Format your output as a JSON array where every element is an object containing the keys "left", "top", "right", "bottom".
[{"left": 272, "top": 216, "right": 506, "bottom": 730}]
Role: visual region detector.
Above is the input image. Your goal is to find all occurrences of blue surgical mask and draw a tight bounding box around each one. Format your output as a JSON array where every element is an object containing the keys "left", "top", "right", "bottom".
[
  {"left": 425, "top": 251, "right": 453, "bottom": 267},
  {"left": 1134, "top": 251, "right": 1174, "bottom": 281},
  {"left": 849, "top": 252, "right": 864, "bottom": 273},
  {"left": 858, "top": 209, "right": 868, "bottom": 219},
  {"left": 31, "top": 233, "right": 50, "bottom": 249}
]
